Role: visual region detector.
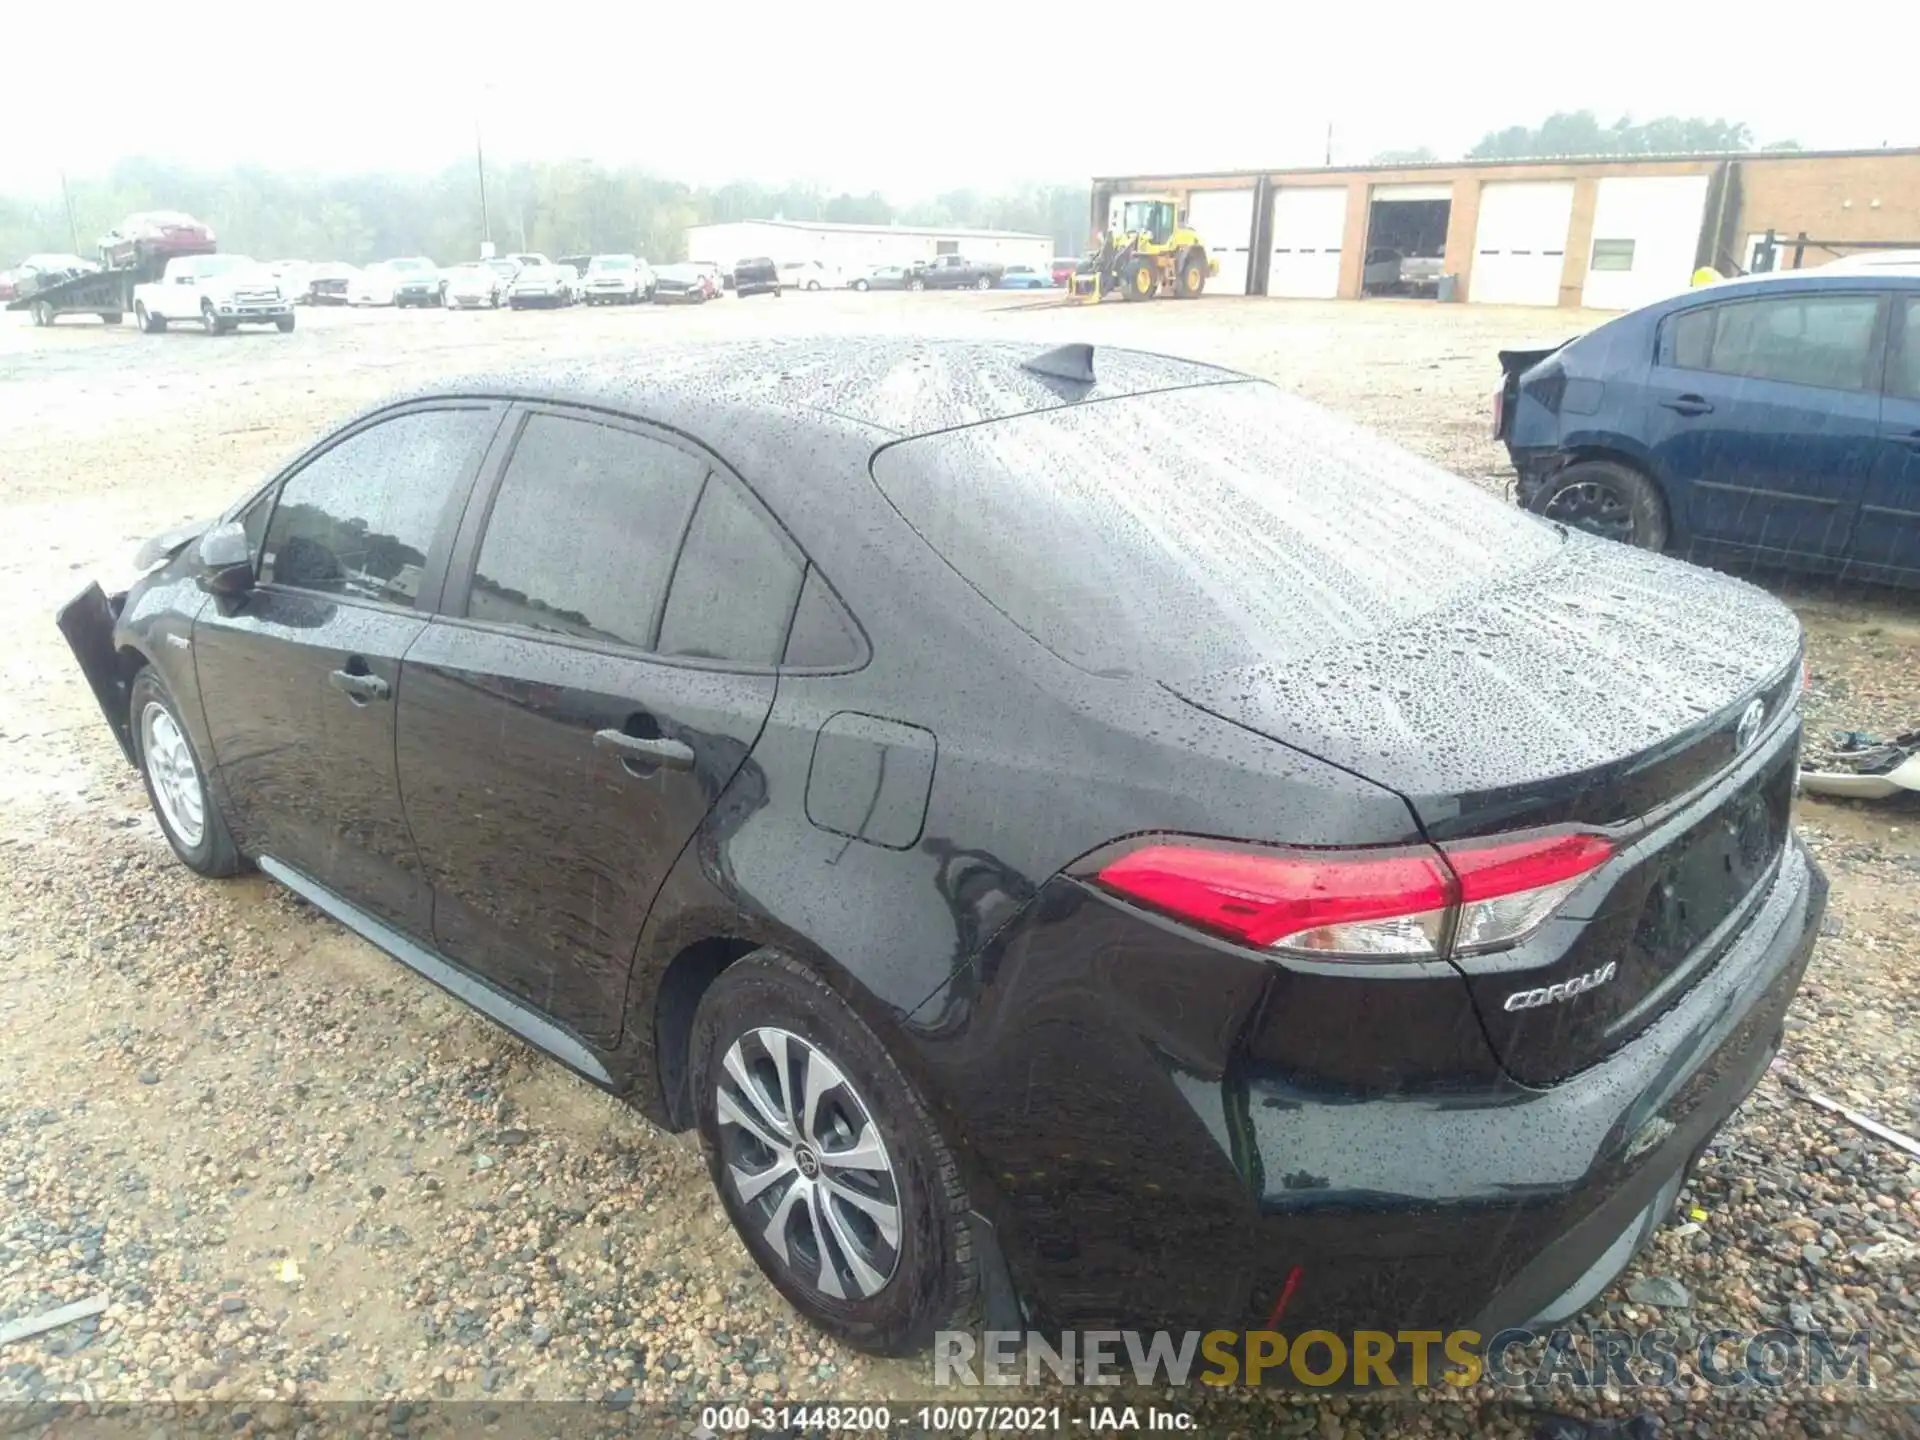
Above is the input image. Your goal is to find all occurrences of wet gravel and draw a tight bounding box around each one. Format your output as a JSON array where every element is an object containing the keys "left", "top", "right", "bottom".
[{"left": 1, "top": 296, "right": 1916, "bottom": 1437}]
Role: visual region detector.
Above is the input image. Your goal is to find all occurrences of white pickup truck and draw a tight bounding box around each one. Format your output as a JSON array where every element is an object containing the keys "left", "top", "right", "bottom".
[{"left": 133, "top": 254, "right": 296, "bottom": 334}]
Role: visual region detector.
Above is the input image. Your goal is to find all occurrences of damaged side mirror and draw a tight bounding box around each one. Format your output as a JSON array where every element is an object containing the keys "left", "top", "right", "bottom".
[{"left": 194, "top": 521, "right": 255, "bottom": 598}]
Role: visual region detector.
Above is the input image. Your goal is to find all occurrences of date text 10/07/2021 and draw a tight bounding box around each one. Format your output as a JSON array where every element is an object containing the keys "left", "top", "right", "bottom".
[{"left": 697, "top": 1405, "right": 1195, "bottom": 1433}]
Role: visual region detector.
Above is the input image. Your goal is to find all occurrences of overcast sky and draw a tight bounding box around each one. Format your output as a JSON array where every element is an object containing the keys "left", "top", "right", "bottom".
[{"left": 3, "top": 1, "right": 1915, "bottom": 199}]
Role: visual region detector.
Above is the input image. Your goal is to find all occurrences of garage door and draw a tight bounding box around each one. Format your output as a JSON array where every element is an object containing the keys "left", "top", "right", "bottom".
[
  {"left": 1266, "top": 187, "right": 1347, "bottom": 298},
  {"left": 1185, "top": 189, "right": 1255, "bottom": 296},
  {"left": 1579, "top": 176, "right": 1711, "bottom": 311},
  {"left": 1470, "top": 181, "right": 1574, "bottom": 306}
]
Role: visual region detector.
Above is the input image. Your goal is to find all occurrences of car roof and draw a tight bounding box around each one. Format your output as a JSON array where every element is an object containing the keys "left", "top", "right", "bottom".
[
  {"left": 1678, "top": 267, "right": 1920, "bottom": 300},
  {"left": 428, "top": 338, "right": 1246, "bottom": 440}
]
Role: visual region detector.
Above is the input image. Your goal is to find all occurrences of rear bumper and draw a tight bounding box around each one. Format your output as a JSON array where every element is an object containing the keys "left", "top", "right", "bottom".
[{"left": 909, "top": 837, "right": 1824, "bottom": 1333}]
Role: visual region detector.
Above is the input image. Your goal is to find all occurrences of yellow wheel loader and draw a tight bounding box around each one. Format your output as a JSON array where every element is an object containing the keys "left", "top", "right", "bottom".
[{"left": 1068, "top": 197, "right": 1216, "bottom": 303}]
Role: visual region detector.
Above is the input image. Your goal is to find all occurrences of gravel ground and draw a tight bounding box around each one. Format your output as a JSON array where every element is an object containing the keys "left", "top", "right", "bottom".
[{"left": 1, "top": 295, "right": 1916, "bottom": 1438}]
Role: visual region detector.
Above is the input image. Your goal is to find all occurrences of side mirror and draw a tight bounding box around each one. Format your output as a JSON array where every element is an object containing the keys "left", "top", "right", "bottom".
[{"left": 195, "top": 522, "right": 255, "bottom": 598}]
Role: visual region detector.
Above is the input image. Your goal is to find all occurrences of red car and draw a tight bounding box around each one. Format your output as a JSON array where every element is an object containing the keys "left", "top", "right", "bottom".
[
  {"left": 1050, "top": 255, "right": 1082, "bottom": 287},
  {"left": 99, "top": 212, "right": 217, "bottom": 271}
]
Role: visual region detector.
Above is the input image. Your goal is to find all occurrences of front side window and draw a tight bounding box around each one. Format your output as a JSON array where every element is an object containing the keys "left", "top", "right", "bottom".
[
  {"left": 1665, "top": 293, "right": 1882, "bottom": 391},
  {"left": 260, "top": 408, "right": 494, "bottom": 602},
  {"left": 467, "top": 414, "right": 708, "bottom": 649}
]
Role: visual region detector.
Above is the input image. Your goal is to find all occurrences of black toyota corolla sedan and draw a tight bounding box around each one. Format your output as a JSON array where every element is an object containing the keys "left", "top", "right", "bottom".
[{"left": 59, "top": 338, "right": 1824, "bottom": 1356}]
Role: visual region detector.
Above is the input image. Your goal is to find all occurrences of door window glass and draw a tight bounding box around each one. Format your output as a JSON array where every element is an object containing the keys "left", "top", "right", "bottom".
[
  {"left": 656, "top": 477, "right": 804, "bottom": 665},
  {"left": 1665, "top": 294, "right": 1881, "bottom": 391},
  {"left": 467, "top": 414, "right": 708, "bottom": 648},
  {"left": 1896, "top": 297, "right": 1920, "bottom": 401},
  {"left": 261, "top": 408, "right": 493, "bottom": 602}
]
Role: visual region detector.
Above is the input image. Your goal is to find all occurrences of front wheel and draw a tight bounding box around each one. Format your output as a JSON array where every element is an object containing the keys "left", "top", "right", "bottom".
[
  {"left": 200, "top": 303, "right": 226, "bottom": 335},
  {"left": 1530, "top": 459, "right": 1670, "bottom": 551},
  {"left": 692, "top": 951, "right": 977, "bottom": 1355},
  {"left": 852, "top": 278, "right": 869, "bottom": 292},
  {"left": 974, "top": 274, "right": 991, "bottom": 290},
  {"left": 907, "top": 277, "right": 925, "bottom": 292},
  {"left": 131, "top": 668, "right": 244, "bottom": 877},
  {"left": 136, "top": 303, "right": 164, "bottom": 333},
  {"left": 275, "top": 314, "right": 295, "bottom": 333}
]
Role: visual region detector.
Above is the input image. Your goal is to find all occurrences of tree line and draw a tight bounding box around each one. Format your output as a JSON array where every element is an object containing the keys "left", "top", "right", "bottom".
[
  {"left": 1376, "top": 112, "right": 1799, "bottom": 165},
  {"left": 0, "top": 157, "right": 1093, "bottom": 269}
]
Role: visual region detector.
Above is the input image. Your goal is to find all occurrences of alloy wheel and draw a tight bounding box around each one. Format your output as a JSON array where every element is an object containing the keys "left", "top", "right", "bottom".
[
  {"left": 141, "top": 701, "right": 206, "bottom": 848},
  {"left": 1542, "top": 479, "right": 1636, "bottom": 543},
  {"left": 714, "top": 1027, "right": 902, "bottom": 1302}
]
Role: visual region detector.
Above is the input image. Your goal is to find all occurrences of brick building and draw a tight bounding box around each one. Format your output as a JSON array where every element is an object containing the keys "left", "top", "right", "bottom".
[{"left": 1091, "top": 148, "right": 1920, "bottom": 308}]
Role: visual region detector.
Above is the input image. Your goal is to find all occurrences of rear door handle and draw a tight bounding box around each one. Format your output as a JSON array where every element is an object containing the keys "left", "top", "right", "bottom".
[
  {"left": 1661, "top": 395, "right": 1714, "bottom": 417},
  {"left": 327, "top": 668, "right": 389, "bottom": 702},
  {"left": 593, "top": 729, "right": 695, "bottom": 771}
]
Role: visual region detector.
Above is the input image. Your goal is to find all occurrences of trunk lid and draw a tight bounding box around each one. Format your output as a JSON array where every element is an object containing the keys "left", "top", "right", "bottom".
[{"left": 1167, "top": 539, "right": 1805, "bottom": 1083}]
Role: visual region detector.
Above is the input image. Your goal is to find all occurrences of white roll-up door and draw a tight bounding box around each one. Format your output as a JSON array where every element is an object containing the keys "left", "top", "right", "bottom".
[
  {"left": 1579, "top": 175, "right": 1712, "bottom": 311},
  {"left": 1469, "top": 181, "right": 1575, "bottom": 306},
  {"left": 1184, "top": 189, "right": 1255, "bottom": 296},
  {"left": 1266, "top": 187, "right": 1348, "bottom": 298}
]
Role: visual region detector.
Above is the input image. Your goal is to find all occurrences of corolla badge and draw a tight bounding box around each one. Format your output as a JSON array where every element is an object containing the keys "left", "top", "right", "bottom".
[
  {"left": 1503, "top": 961, "right": 1618, "bottom": 1012},
  {"left": 1735, "top": 698, "right": 1765, "bottom": 753}
]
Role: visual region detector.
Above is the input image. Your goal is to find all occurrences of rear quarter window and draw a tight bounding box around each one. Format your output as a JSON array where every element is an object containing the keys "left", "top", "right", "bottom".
[{"left": 869, "top": 382, "right": 1562, "bottom": 681}]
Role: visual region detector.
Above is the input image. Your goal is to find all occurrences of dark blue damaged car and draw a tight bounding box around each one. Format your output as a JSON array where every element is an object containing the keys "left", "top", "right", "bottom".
[
  {"left": 60, "top": 338, "right": 1824, "bottom": 1355},
  {"left": 1497, "top": 267, "right": 1920, "bottom": 586}
]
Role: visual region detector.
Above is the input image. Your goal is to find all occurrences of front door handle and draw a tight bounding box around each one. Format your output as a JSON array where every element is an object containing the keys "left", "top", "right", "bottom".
[
  {"left": 593, "top": 728, "right": 695, "bottom": 771},
  {"left": 1661, "top": 394, "right": 1714, "bottom": 417},
  {"left": 327, "top": 668, "right": 389, "bottom": 703}
]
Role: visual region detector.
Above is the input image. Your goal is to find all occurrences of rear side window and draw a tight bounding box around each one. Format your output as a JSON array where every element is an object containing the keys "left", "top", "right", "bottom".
[
  {"left": 656, "top": 477, "right": 804, "bottom": 665},
  {"left": 870, "top": 382, "right": 1562, "bottom": 681},
  {"left": 1665, "top": 293, "right": 1882, "bottom": 391},
  {"left": 467, "top": 414, "right": 707, "bottom": 648},
  {"left": 261, "top": 408, "right": 494, "bottom": 603}
]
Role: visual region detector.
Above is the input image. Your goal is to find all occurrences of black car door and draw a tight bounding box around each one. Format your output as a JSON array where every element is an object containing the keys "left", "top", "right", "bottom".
[
  {"left": 193, "top": 403, "right": 505, "bottom": 936},
  {"left": 394, "top": 405, "right": 802, "bottom": 1043}
]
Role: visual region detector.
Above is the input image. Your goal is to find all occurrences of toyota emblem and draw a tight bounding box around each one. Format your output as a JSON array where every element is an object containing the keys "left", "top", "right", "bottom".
[{"left": 1735, "top": 698, "right": 1765, "bottom": 753}]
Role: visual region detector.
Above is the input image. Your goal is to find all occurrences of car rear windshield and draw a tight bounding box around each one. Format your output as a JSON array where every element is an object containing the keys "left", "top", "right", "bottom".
[{"left": 869, "top": 382, "right": 1563, "bottom": 681}]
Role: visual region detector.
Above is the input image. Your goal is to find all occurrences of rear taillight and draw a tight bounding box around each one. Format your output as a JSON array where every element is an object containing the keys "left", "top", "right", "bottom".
[{"left": 1094, "top": 830, "right": 1611, "bottom": 961}]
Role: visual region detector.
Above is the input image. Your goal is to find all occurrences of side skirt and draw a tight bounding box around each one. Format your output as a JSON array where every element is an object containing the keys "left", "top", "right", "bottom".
[{"left": 257, "top": 856, "right": 616, "bottom": 1089}]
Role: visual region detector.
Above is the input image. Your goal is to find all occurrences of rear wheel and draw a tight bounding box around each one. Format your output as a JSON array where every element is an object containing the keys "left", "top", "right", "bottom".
[
  {"left": 1531, "top": 459, "right": 1669, "bottom": 551},
  {"left": 852, "top": 278, "right": 869, "bottom": 292},
  {"left": 131, "top": 668, "right": 244, "bottom": 877},
  {"left": 974, "top": 274, "right": 991, "bottom": 290},
  {"left": 907, "top": 276, "right": 925, "bottom": 292},
  {"left": 692, "top": 951, "right": 977, "bottom": 1355},
  {"left": 31, "top": 301, "right": 53, "bottom": 327},
  {"left": 1175, "top": 249, "right": 1207, "bottom": 299},
  {"left": 102, "top": 312, "right": 124, "bottom": 325}
]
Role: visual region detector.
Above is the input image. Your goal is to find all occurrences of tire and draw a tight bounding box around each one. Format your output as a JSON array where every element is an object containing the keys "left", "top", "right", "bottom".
[
  {"left": 1123, "top": 257, "right": 1157, "bottom": 301},
  {"left": 130, "top": 668, "right": 244, "bottom": 878},
  {"left": 102, "top": 312, "right": 124, "bottom": 325},
  {"left": 974, "top": 274, "right": 991, "bottom": 290},
  {"left": 692, "top": 950, "right": 977, "bottom": 1355},
  {"left": 275, "top": 315, "right": 295, "bottom": 333},
  {"left": 136, "top": 303, "right": 164, "bottom": 334},
  {"left": 907, "top": 277, "right": 925, "bottom": 292},
  {"left": 852, "top": 278, "right": 869, "bottom": 292},
  {"left": 32, "top": 301, "right": 53, "bottom": 327},
  {"left": 1529, "top": 458, "right": 1670, "bottom": 551},
  {"left": 1174, "top": 249, "right": 1207, "bottom": 299},
  {"left": 201, "top": 302, "right": 226, "bottom": 335}
]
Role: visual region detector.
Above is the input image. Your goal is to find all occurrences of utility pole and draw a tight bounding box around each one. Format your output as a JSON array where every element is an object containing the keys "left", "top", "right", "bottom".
[
  {"left": 475, "top": 120, "right": 492, "bottom": 258},
  {"left": 1324, "top": 123, "right": 1334, "bottom": 167},
  {"left": 58, "top": 169, "right": 81, "bottom": 254}
]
